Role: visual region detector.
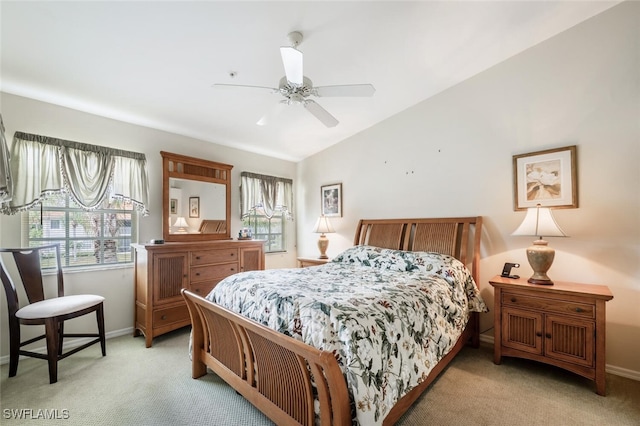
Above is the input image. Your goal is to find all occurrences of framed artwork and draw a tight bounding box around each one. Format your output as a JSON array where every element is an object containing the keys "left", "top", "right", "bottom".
[
  {"left": 189, "top": 196, "right": 200, "bottom": 218},
  {"left": 513, "top": 145, "right": 577, "bottom": 211},
  {"left": 321, "top": 183, "right": 342, "bottom": 217},
  {"left": 169, "top": 198, "right": 178, "bottom": 215}
]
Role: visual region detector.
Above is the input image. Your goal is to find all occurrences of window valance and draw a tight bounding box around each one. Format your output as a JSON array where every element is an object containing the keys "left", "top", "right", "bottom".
[
  {"left": 240, "top": 171, "right": 293, "bottom": 220},
  {"left": 1, "top": 132, "right": 149, "bottom": 215}
]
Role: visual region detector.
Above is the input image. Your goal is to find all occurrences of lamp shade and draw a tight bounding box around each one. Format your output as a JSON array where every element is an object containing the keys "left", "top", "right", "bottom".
[
  {"left": 173, "top": 217, "right": 188, "bottom": 228},
  {"left": 512, "top": 204, "right": 567, "bottom": 285},
  {"left": 512, "top": 205, "right": 566, "bottom": 238},
  {"left": 313, "top": 216, "right": 335, "bottom": 234}
]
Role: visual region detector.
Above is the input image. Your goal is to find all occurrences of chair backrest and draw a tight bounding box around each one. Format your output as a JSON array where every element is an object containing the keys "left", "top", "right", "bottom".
[{"left": 0, "top": 244, "right": 64, "bottom": 314}]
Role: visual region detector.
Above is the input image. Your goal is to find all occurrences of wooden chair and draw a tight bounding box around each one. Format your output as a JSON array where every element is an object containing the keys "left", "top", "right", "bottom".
[{"left": 0, "top": 244, "right": 106, "bottom": 383}]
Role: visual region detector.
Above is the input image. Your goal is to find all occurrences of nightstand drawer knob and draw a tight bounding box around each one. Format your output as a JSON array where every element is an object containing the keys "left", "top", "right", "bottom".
[
  {"left": 511, "top": 297, "right": 517, "bottom": 303},
  {"left": 575, "top": 307, "right": 583, "bottom": 312}
]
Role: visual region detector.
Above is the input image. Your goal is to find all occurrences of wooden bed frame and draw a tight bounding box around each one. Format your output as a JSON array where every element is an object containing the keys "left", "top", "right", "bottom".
[{"left": 183, "top": 216, "right": 483, "bottom": 425}]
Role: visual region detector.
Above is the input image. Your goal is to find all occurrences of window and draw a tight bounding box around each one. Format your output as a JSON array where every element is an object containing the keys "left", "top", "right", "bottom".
[
  {"left": 242, "top": 208, "right": 285, "bottom": 252},
  {"left": 1, "top": 131, "right": 149, "bottom": 270},
  {"left": 240, "top": 172, "right": 293, "bottom": 254},
  {"left": 24, "top": 193, "right": 137, "bottom": 268}
]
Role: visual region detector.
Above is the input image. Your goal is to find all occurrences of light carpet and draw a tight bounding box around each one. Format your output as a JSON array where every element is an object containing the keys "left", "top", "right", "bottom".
[{"left": 1, "top": 328, "right": 638, "bottom": 425}]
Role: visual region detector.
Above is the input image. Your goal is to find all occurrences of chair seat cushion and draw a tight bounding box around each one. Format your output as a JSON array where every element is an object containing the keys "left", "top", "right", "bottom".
[{"left": 16, "top": 295, "right": 104, "bottom": 319}]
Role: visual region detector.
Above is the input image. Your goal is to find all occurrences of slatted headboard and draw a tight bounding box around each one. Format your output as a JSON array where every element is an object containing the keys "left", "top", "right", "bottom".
[{"left": 353, "top": 217, "right": 483, "bottom": 283}]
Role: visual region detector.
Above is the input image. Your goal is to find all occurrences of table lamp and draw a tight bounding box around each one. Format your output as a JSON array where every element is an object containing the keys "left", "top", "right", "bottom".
[
  {"left": 173, "top": 217, "right": 189, "bottom": 234},
  {"left": 512, "top": 204, "right": 567, "bottom": 285},
  {"left": 313, "top": 216, "right": 335, "bottom": 259}
]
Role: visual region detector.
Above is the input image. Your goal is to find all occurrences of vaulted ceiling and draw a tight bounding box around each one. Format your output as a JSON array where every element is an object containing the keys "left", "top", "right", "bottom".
[{"left": 1, "top": 1, "right": 618, "bottom": 161}]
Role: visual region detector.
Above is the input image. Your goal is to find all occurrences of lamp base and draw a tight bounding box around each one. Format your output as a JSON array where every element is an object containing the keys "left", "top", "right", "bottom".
[
  {"left": 527, "top": 277, "right": 554, "bottom": 285},
  {"left": 526, "top": 238, "right": 555, "bottom": 285},
  {"left": 317, "top": 233, "right": 329, "bottom": 259}
]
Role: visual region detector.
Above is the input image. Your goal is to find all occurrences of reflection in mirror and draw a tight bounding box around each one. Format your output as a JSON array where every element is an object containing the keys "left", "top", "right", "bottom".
[
  {"left": 168, "top": 178, "right": 226, "bottom": 234},
  {"left": 161, "top": 151, "right": 233, "bottom": 242}
]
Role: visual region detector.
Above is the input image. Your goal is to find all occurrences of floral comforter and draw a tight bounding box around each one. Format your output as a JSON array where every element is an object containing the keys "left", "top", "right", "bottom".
[{"left": 206, "top": 245, "right": 487, "bottom": 425}]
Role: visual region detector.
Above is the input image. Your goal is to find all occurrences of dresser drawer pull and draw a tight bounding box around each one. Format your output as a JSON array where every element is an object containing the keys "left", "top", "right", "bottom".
[
  {"left": 575, "top": 307, "right": 583, "bottom": 313},
  {"left": 196, "top": 256, "right": 200, "bottom": 260},
  {"left": 196, "top": 272, "right": 200, "bottom": 276},
  {"left": 510, "top": 297, "right": 517, "bottom": 303},
  {"left": 230, "top": 253, "right": 235, "bottom": 257},
  {"left": 545, "top": 333, "right": 552, "bottom": 339},
  {"left": 536, "top": 332, "right": 542, "bottom": 337},
  {"left": 161, "top": 315, "right": 167, "bottom": 320}
]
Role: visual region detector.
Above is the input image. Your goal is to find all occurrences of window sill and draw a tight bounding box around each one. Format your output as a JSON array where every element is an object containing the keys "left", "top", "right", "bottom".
[{"left": 43, "top": 263, "right": 134, "bottom": 276}]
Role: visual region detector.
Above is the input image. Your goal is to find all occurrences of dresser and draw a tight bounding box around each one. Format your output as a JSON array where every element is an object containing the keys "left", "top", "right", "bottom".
[
  {"left": 132, "top": 240, "right": 264, "bottom": 347},
  {"left": 489, "top": 275, "right": 613, "bottom": 395}
]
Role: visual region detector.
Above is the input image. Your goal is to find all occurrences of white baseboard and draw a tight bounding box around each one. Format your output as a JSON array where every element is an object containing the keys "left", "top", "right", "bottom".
[
  {"left": 0, "top": 327, "right": 134, "bottom": 366},
  {"left": 479, "top": 333, "right": 640, "bottom": 381}
]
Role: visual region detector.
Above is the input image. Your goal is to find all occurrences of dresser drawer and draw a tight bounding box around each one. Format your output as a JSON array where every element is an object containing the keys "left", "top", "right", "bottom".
[
  {"left": 190, "top": 280, "right": 222, "bottom": 297},
  {"left": 502, "top": 292, "right": 594, "bottom": 318},
  {"left": 153, "top": 305, "right": 189, "bottom": 329},
  {"left": 191, "top": 249, "right": 238, "bottom": 266},
  {"left": 191, "top": 263, "right": 238, "bottom": 282}
]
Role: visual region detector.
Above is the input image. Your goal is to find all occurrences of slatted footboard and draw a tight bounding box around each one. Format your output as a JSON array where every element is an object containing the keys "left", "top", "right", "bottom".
[{"left": 182, "top": 289, "right": 352, "bottom": 426}]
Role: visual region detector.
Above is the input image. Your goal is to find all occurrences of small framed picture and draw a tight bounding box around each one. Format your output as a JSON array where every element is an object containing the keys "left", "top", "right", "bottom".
[
  {"left": 189, "top": 196, "right": 200, "bottom": 218},
  {"left": 321, "top": 183, "right": 342, "bottom": 217},
  {"left": 169, "top": 198, "right": 178, "bottom": 215},
  {"left": 513, "top": 145, "right": 577, "bottom": 211}
]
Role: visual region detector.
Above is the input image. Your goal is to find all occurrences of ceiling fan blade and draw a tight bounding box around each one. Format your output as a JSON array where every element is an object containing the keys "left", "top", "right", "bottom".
[
  {"left": 304, "top": 100, "right": 339, "bottom": 128},
  {"left": 280, "top": 46, "right": 303, "bottom": 86},
  {"left": 314, "top": 84, "right": 376, "bottom": 97},
  {"left": 256, "top": 101, "right": 287, "bottom": 126},
  {"left": 213, "top": 83, "right": 278, "bottom": 92}
]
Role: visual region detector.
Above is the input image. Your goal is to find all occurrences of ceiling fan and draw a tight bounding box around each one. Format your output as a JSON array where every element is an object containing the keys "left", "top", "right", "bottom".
[{"left": 214, "top": 31, "right": 375, "bottom": 128}]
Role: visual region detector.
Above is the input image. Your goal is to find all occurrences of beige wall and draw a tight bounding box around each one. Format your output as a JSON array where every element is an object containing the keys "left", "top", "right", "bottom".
[
  {"left": 0, "top": 93, "right": 298, "bottom": 359},
  {"left": 297, "top": 3, "right": 639, "bottom": 377}
]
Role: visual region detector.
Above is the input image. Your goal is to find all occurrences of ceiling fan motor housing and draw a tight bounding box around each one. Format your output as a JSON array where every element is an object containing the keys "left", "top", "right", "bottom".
[{"left": 279, "top": 76, "right": 313, "bottom": 102}]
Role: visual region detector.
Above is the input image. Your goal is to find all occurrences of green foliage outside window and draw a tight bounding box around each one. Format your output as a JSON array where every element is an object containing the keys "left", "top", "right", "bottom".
[
  {"left": 25, "top": 193, "right": 136, "bottom": 268},
  {"left": 242, "top": 209, "right": 285, "bottom": 253}
]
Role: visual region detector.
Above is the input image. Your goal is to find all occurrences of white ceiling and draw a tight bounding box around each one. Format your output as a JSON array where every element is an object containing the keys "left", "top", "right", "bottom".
[{"left": 1, "top": 1, "right": 619, "bottom": 162}]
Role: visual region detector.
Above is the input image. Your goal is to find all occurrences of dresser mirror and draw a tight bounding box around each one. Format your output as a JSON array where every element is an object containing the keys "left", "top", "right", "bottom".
[{"left": 161, "top": 151, "right": 233, "bottom": 242}]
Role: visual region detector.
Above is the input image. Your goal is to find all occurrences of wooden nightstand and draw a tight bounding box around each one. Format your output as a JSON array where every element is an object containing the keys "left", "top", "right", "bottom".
[
  {"left": 297, "top": 257, "right": 331, "bottom": 268},
  {"left": 489, "top": 275, "right": 613, "bottom": 395}
]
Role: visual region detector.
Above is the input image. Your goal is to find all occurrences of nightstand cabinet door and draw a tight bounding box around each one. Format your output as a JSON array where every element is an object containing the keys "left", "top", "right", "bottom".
[
  {"left": 502, "top": 307, "right": 543, "bottom": 356},
  {"left": 545, "top": 314, "right": 594, "bottom": 368}
]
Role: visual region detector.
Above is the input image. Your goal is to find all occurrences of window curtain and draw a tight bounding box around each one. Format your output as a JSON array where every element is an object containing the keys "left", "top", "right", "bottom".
[
  {"left": 240, "top": 172, "right": 293, "bottom": 220},
  {"left": 1, "top": 132, "right": 149, "bottom": 215},
  {"left": 0, "top": 115, "right": 12, "bottom": 203}
]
